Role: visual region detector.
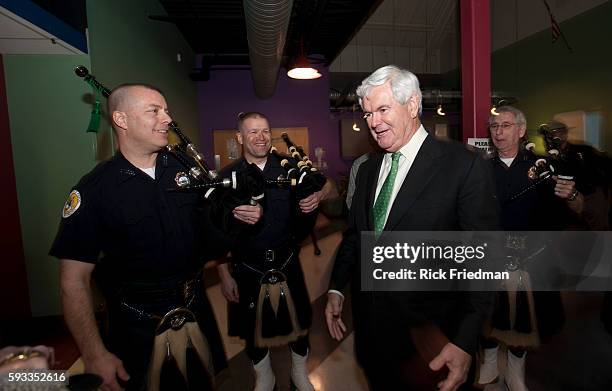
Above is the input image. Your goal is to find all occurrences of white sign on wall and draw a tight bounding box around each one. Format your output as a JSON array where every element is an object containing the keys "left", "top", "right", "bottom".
[{"left": 467, "top": 138, "right": 494, "bottom": 156}]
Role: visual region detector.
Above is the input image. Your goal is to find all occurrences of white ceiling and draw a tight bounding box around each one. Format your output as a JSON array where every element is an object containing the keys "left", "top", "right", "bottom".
[
  {"left": 1, "top": 0, "right": 606, "bottom": 63},
  {"left": 0, "top": 6, "right": 84, "bottom": 55},
  {"left": 331, "top": 0, "right": 608, "bottom": 74}
]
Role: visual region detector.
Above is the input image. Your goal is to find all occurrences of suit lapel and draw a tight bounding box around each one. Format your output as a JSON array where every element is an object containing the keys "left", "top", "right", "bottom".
[
  {"left": 384, "top": 135, "right": 444, "bottom": 231},
  {"left": 365, "top": 153, "right": 384, "bottom": 231}
]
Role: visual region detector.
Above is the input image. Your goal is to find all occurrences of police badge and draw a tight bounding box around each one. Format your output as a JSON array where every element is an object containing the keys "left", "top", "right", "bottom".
[
  {"left": 62, "top": 190, "right": 81, "bottom": 218},
  {"left": 175, "top": 172, "right": 191, "bottom": 188}
]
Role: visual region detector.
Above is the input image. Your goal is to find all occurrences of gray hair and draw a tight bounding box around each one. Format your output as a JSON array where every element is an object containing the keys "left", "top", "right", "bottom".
[
  {"left": 356, "top": 65, "right": 422, "bottom": 115},
  {"left": 490, "top": 105, "right": 526, "bottom": 126}
]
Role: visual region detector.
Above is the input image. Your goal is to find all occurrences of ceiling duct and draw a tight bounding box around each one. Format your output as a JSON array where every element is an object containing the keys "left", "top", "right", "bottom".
[{"left": 243, "top": 0, "right": 294, "bottom": 99}]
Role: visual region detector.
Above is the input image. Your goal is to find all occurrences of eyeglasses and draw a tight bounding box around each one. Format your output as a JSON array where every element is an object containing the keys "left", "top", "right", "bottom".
[{"left": 489, "top": 122, "right": 516, "bottom": 131}]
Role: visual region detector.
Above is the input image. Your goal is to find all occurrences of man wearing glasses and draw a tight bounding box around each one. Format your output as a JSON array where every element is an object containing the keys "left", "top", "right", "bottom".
[{"left": 478, "top": 105, "right": 581, "bottom": 390}]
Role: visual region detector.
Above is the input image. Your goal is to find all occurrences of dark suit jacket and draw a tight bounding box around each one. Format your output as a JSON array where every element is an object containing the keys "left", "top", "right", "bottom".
[{"left": 331, "top": 134, "right": 499, "bottom": 365}]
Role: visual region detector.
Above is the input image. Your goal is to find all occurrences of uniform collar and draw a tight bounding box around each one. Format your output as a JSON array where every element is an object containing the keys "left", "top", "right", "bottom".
[
  {"left": 493, "top": 148, "right": 530, "bottom": 167},
  {"left": 113, "top": 149, "right": 167, "bottom": 184}
]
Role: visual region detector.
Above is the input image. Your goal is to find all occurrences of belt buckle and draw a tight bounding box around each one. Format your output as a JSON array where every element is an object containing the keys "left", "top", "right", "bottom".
[{"left": 265, "top": 249, "right": 275, "bottom": 263}]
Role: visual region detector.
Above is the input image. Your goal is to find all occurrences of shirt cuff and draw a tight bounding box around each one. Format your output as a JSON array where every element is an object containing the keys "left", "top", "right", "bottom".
[{"left": 327, "top": 289, "right": 345, "bottom": 299}]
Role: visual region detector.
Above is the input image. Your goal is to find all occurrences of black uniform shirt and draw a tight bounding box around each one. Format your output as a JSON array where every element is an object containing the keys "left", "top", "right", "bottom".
[{"left": 50, "top": 150, "right": 214, "bottom": 285}]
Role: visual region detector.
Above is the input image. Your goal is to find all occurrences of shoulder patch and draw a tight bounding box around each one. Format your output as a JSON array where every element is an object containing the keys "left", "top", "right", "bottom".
[{"left": 62, "top": 190, "right": 82, "bottom": 218}]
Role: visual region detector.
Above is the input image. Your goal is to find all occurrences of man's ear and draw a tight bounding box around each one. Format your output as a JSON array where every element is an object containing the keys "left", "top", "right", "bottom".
[
  {"left": 408, "top": 95, "right": 420, "bottom": 118},
  {"left": 236, "top": 131, "right": 244, "bottom": 145},
  {"left": 518, "top": 124, "right": 527, "bottom": 138},
  {"left": 112, "top": 111, "right": 128, "bottom": 132}
]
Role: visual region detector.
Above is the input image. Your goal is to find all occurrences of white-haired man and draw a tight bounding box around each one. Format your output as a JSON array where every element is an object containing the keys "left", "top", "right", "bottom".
[{"left": 325, "top": 65, "right": 499, "bottom": 390}]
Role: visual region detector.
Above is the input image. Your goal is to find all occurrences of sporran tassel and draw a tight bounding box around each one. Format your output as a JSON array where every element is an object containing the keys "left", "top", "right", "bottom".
[
  {"left": 492, "top": 291, "right": 511, "bottom": 330},
  {"left": 147, "top": 311, "right": 213, "bottom": 391},
  {"left": 159, "top": 339, "right": 187, "bottom": 391},
  {"left": 490, "top": 270, "right": 540, "bottom": 348},
  {"left": 260, "top": 288, "right": 278, "bottom": 338},
  {"left": 275, "top": 287, "right": 293, "bottom": 336},
  {"left": 254, "top": 281, "right": 307, "bottom": 348},
  {"left": 515, "top": 289, "right": 532, "bottom": 333},
  {"left": 186, "top": 336, "right": 214, "bottom": 391}
]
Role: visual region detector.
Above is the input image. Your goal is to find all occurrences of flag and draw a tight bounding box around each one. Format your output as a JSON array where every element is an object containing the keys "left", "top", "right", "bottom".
[
  {"left": 541, "top": 0, "right": 573, "bottom": 52},
  {"left": 550, "top": 12, "right": 561, "bottom": 43}
]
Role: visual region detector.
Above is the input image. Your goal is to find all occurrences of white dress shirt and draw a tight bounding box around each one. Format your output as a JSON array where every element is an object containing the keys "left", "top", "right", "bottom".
[
  {"left": 373, "top": 125, "right": 428, "bottom": 228},
  {"left": 328, "top": 125, "right": 428, "bottom": 300}
]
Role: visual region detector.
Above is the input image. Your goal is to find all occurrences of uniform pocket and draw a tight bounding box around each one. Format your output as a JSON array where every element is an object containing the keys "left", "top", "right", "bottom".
[{"left": 121, "top": 207, "right": 156, "bottom": 253}]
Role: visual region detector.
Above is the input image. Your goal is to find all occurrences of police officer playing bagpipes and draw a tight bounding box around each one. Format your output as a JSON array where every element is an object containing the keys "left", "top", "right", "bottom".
[
  {"left": 50, "top": 83, "right": 263, "bottom": 391},
  {"left": 217, "top": 112, "right": 330, "bottom": 391},
  {"left": 477, "top": 106, "right": 584, "bottom": 390}
]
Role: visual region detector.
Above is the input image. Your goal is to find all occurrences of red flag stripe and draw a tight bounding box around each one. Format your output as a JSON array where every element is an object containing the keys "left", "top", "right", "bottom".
[{"left": 550, "top": 15, "right": 561, "bottom": 42}]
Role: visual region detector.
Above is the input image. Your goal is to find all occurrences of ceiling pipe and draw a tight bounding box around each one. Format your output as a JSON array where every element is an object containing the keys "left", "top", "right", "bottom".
[
  {"left": 329, "top": 90, "right": 517, "bottom": 108},
  {"left": 243, "top": 0, "right": 294, "bottom": 99}
]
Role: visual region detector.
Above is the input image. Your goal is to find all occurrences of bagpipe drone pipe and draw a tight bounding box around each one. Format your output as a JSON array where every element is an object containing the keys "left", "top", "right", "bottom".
[
  {"left": 272, "top": 133, "right": 327, "bottom": 252},
  {"left": 278, "top": 132, "right": 327, "bottom": 200}
]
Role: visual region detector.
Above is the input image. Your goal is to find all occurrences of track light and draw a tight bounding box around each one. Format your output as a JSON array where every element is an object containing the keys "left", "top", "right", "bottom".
[
  {"left": 287, "top": 40, "right": 321, "bottom": 80},
  {"left": 351, "top": 104, "right": 361, "bottom": 131}
]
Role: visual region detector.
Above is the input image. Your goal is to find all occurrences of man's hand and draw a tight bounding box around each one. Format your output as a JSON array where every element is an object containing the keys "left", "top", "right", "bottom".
[
  {"left": 84, "top": 351, "right": 129, "bottom": 391},
  {"left": 325, "top": 292, "right": 347, "bottom": 341},
  {"left": 233, "top": 203, "right": 263, "bottom": 225},
  {"left": 428, "top": 342, "right": 471, "bottom": 391},
  {"left": 299, "top": 191, "right": 322, "bottom": 214},
  {"left": 220, "top": 275, "right": 239, "bottom": 303},
  {"left": 217, "top": 262, "right": 239, "bottom": 303},
  {"left": 553, "top": 175, "right": 584, "bottom": 214},
  {"left": 553, "top": 175, "right": 577, "bottom": 199}
]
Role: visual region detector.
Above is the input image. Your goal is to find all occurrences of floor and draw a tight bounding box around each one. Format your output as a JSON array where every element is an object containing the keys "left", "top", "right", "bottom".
[{"left": 5, "top": 214, "right": 612, "bottom": 390}]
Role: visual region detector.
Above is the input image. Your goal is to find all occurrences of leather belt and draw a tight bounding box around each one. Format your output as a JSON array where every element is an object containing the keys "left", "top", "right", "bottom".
[
  {"left": 119, "top": 273, "right": 200, "bottom": 304},
  {"left": 236, "top": 244, "right": 294, "bottom": 265}
]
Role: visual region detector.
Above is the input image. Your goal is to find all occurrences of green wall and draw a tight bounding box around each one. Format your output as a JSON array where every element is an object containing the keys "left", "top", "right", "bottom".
[
  {"left": 492, "top": 1, "right": 612, "bottom": 151},
  {"left": 6, "top": 0, "right": 198, "bottom": 316},
  {"left": 4, "top": 55, "right": 93, "bottom": 316},
  {"left": 87, "top": 0, "right": 199, "bottom": 157}
]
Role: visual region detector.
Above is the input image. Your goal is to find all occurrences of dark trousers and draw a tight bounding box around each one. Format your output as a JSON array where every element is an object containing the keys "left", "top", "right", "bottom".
[{"left": 353, "top": 293, "right": 477, "bottom": 391}]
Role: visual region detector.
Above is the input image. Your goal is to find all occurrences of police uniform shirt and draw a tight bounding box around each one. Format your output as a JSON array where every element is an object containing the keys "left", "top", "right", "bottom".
[
  {"left": 491, "top": 150, "right": 544, "bottom": 230},
  {"left": 50, "top": 150, "right": 215, "bottom": 284}
]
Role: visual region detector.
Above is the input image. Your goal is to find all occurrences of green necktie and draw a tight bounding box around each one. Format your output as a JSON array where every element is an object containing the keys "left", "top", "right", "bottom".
[{"left": 373, "top": 152, "right": 401, "bottom": 235}]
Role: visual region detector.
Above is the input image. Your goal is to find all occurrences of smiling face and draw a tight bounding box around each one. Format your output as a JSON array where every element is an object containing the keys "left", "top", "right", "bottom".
[
  {"left": 112, "top": 86, "right": 172, "bottom": 155},
  {"left": 361, "top": 82, "right": 420, "bottom": 152},
  {"left": 489, "top": 111, "right": 525, "bottom": 158},
  {"left": 237, "top": 115, "right": 271, "bottom": 164}
]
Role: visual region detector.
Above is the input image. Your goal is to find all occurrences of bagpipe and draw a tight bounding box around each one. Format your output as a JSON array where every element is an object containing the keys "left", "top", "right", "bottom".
[
  {"left": 508, "top": 133, "right": 576, "bottom": 203},
  {"left": 272, "top": 133, "right": 327, "bottom": 253},
  {"left": 272, "top": 132, "right": 327, "bottom": 201},
  {"left": 508, "top": 121, "right": 611, "bottom": 202}
]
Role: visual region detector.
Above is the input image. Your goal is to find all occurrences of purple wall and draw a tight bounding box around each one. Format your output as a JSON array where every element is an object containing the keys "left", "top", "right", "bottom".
[{"left": 197, "top": 66, "right": 348, "bottom": 180}]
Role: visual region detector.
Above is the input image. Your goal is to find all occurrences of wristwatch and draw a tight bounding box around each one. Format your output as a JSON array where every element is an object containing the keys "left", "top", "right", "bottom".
[{"left": 567, "top": 189, "right": 579, "bottom": 201}]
